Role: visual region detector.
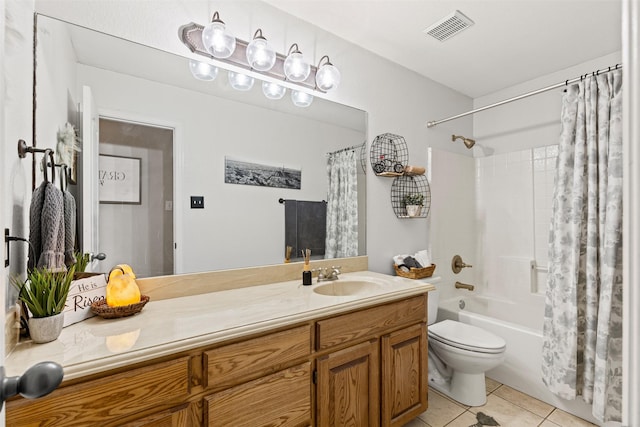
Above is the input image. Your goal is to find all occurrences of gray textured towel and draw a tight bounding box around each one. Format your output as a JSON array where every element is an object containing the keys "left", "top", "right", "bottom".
[
  {"left": 284, "top": 199, "right": 327, "bottom": 258},
  {"left": 63, "top": 190, "right": 76, "bottom": 266},
  {"left": 29, "top": 181, "right": 66, "bottom": 271},
  {"left": 28, "top": 182, "right": 47, "bottom": 270}
]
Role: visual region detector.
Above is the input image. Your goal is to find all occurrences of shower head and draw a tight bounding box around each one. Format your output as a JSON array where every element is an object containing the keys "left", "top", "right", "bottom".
[{"left": 452, "top": 134, "right": 476, "bottom": 149}]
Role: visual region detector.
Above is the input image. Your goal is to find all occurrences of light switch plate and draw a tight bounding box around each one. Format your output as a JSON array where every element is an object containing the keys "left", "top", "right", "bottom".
[{"left": 190, "top": 196, "right": 204, "bottom": 209}]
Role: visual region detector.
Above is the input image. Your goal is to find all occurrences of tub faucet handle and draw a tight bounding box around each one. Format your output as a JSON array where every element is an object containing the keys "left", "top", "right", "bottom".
[{"left": 452, "top": 255, "right": 472, "bottom": 274}]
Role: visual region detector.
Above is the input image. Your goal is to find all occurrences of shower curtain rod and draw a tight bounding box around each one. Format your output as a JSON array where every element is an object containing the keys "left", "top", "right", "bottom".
[
  {"left": 327, "top": 141, "right": 365, "bottom": 156},
  {"left": 426, "top": 63, "right": 622, "bottom": 128}
]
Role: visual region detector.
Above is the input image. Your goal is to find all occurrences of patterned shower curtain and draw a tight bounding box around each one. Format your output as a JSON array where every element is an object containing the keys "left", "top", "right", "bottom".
[
  {"left": 542, "top": 70, "right": 623, "bottom": 423},
  {"left": 325, "top": 150, "right": 358, "bottom": 258}
]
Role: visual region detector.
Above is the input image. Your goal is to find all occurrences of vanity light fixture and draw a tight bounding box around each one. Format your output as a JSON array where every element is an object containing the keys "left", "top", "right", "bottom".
[
  {"left": 201, "top": 11, "right": 236, "bottom": 59},
  {"left": 315, "top": 55, "right": 341, "bottom": 91},
  {"left": 228, "top": 71, "right": 255, "bottom": 91},
  {"left": 283, "top": 43, "right": 311, "bottom": 82},
  {"left": 246, "top": 29, "right": 276, "bottom": 71},
  {"left": 291, "top": 90, "right": 314, "bottom": 107},
  {"left": 262, "top": 81, "right": 286, "bottom": 100},
  {"left": 180, "top": 16, "right": 341, "bottom": 94},
  {"left": 188, "top": 59, "right": 218, "bottom": 81}
]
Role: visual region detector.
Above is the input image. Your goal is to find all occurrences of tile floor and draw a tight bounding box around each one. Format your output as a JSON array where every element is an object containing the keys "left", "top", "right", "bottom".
[{"left": 404, "top": 378, "right": 598, "bottom": 427}]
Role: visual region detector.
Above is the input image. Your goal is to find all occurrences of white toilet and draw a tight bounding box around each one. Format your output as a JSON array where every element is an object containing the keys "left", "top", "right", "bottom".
[{"left": 427, "top": 290, "right": 506, "bottom": 406}]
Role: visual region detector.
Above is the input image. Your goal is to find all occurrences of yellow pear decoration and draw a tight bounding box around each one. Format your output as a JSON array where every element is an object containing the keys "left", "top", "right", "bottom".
[{"left": 106, "top": 264, "right": 141, "bottom": 307}]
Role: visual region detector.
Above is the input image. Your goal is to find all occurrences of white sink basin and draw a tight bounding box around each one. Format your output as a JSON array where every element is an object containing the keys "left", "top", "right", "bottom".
[{"left": 313, "top": 280, "right": 382, "bottom": 296}]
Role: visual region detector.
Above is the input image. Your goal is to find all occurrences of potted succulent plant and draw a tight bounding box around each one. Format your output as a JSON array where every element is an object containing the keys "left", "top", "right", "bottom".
[
  {"left": 403, "top": 193, "right": 424, "bottom": 217},
  {"left": 14, "top": 265, "right": 75, "bottom": 343}
]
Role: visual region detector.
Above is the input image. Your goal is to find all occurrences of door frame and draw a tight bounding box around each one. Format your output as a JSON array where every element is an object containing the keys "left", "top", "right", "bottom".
[{"left": 98, "top": 108, "right": 183, "bottom": 275}]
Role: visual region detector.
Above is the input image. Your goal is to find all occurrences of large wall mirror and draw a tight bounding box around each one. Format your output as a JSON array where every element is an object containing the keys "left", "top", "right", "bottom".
[{"left": 35, "top": 14, "right": 367, "bottom": 278}]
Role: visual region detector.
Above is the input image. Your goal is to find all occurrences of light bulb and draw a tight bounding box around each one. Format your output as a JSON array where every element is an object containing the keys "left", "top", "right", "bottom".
[
  {"left": 189, "top": 59, "right": 218, "bottom": 81},
  {"left": 228, "top": 71, "right": 255, "bottom": 91},
  {"left": 316, "top": 56, "right": 341, "bottom": 91},
  {"left": 262, "top": 81, "right": 286, "bottom": 100},
  {"left": 284, "top": 44, "right": 310, "bottom": 82},
  {"left": 246, "top": 29, "right": 276, "bottom": 71},
  {"left": 291, "top": 90, "right": 313, "bottom": 107},
  {"left": 202, "top": 12, "right": 236, "bottom": 59}
]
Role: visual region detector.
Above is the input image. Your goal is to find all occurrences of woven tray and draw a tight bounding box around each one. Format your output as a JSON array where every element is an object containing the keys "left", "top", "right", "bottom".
[
  {"left": 91, "top": 295, "right": 150, "bottom": 319},
  {"left": 394, "top": 263, "right": 436, "bottom": 279}
]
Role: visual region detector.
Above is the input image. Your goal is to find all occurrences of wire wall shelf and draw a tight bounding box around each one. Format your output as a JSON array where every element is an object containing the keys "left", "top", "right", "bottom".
[
  {"left": 391, "top": 175, "right": 431, "bottom": 219},
  {"left": 359, "top": 142, "right": 367, "bottom": 174},
  {"left": 369, "top": 133, "right": 409, "bottom": 176}
]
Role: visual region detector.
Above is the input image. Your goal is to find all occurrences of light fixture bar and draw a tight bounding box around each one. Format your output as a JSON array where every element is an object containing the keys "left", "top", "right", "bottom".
[{"left": 179, "top": 22, "right": 321, "bottom": 92}]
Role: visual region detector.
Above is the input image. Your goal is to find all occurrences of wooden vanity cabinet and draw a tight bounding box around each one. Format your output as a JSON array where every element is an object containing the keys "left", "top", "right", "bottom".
[
  {"left": 381, "top": 323, "right": 428, "bottom": 427},
  {"left": 205, "top": 363, "right": 312, "bottom": 427},
  {"left": 6, "top": 356, "right": 192, "bottom": 426},
  {"left": 316, "top": 340, "right": 380, "bottom": 427},
  {"left": 6, "top": 293, "right": 428, "bottom": 427},
  {"left": 203, "top": 325, "right": 313, "bottom": 426},
  {"left": 315, "top": 295, "right": 428, "bottom": 427}
]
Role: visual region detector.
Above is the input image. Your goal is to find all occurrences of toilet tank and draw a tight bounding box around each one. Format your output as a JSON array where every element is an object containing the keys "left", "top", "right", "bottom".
[{"left": 427, "top": 289, "right": 439, "bottom": 325}]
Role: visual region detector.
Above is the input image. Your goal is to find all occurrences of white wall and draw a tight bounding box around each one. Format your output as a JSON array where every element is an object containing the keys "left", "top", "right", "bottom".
[
  {"left": 473, "top": 51, "right": 622, "bottom": 154},
  {"left": 33, "top": 0, "right": 474, "bottom": 275}
]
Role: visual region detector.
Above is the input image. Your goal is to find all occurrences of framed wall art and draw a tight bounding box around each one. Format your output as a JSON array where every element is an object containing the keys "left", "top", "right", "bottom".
[{"left": 99, "top": 154, "right": 142, "bottom": 204}]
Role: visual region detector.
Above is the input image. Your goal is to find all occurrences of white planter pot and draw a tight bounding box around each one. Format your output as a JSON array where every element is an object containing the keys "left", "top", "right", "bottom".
[
  {"left": 406, "top": 205, "right": 422, "bottom": 217},
  {"left": 28, "top": 312, "right": 64, "bottom": 343}
]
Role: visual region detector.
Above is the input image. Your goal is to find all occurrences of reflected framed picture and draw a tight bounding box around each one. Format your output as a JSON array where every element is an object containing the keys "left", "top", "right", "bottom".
[{"left": 99, "top": 155, "right": 141, "bottom": 204}]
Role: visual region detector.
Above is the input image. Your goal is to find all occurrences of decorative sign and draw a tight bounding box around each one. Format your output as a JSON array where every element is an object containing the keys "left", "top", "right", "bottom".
[
  {"left": 63, "top": 273, "right": 107, "bottom": 327},
  {"left": 99, "top": 155, "right": 142, "bottom": 204}
]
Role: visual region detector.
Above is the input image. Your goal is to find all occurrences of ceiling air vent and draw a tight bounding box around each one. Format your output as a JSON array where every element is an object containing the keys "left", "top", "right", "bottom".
[{"left": 423, "top": 10, "right": 474, "bottom": 42}]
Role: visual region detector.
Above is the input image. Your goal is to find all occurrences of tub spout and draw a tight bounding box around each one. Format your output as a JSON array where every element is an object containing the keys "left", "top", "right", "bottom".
[{"left": 455, "top": 281, "right": 474, "bottom": 291}]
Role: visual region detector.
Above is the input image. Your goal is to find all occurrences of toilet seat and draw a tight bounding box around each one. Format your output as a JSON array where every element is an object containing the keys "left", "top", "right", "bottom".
[{"left": 429, "top": 320, "right": 506, "bottom": 354}]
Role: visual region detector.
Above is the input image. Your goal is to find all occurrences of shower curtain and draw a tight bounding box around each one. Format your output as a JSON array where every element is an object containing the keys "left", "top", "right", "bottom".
[
  {"left": 325, "top": 150, "right": 358, "bottom": 258},
  {"left": 542, "top": 70, "right": 623, "bottom": 423}
]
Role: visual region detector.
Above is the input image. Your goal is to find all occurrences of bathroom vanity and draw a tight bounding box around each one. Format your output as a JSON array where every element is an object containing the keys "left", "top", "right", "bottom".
[{"left": 5, "top": 271, "right": 434, "bottom": 426}]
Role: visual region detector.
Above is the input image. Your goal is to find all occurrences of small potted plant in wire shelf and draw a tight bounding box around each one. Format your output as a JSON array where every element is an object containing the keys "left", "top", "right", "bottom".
[{"left": 403, "top": 193, "right": 424, "bottom": 217}]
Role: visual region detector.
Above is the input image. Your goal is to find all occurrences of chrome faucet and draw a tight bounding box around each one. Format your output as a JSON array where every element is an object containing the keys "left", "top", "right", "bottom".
[
  {"left": 455, "top": 281, "right": 475, "bottom": 291},
  {"left": 316, "top": 266, "right": 341, "bottom": 282}
]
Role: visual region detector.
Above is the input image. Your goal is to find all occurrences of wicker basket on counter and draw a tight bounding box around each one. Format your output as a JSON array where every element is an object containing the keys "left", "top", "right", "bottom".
[
  {"left": 91, "top": 295, "right": 150, "bottom": 319},
  {"left": 393, "top": 263, "right": 436, "bottom": 279}
]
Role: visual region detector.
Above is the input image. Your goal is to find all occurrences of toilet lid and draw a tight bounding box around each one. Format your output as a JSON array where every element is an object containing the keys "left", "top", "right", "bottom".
[{"left": 429, "top": 320, "right": 506, "bottom": 354}]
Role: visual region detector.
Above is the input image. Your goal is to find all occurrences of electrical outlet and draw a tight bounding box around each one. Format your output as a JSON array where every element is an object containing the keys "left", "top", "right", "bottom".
[{"left": 190, "top": 196, "right": 204, "bottom": 209}]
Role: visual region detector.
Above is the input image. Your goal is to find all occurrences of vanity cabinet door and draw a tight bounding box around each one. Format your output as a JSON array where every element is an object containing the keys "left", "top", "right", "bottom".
[
  {"left": 205, "top": 362, "right": 311, "bottom": 427},
  {"left": 381, "top": 323, "right": 428, "bottom": 427},
  {"left": 316, "top": 340, "right": 379, "bottom": 427}
]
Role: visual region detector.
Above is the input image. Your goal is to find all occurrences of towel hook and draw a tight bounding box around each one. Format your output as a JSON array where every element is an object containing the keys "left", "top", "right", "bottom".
[
  {"left": 58, "top": 164, "right": 69, "bottom": 191},
  {"left": 41, "top": 149, "right": 55, "bottom": 183}
]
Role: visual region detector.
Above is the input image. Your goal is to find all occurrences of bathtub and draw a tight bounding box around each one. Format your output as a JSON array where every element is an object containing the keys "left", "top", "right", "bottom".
[{"left": 437, "top": 295, "right": 599, "bottom": 425}]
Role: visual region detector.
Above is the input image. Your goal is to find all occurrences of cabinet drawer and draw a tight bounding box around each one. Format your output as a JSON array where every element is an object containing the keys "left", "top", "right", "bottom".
[
  {"left": 7, "top": 357, "right": 190, "bottom": 426},
  {"left": 316, "top": 295, "right": 426, "bottom": 351},
  {"left": 205, "top": 362, "right": 312, "bottom": 427},
  {"left": 205, "top": 324, "right": 311, "bottom": 389}
]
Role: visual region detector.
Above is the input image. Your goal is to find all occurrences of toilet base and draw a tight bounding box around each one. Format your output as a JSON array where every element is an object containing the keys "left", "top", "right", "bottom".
[{"left": 429, "top": 371, "right": 488, "bottom": 406}]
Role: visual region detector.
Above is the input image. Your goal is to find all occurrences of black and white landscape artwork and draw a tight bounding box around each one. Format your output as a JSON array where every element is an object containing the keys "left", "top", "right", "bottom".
[{"left": 224, "top": 157, "right": 302, "bottom": 189}]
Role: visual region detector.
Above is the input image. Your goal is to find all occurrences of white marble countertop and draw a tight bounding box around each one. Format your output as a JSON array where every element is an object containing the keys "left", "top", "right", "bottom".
[{"left": 6, "top": 271, "right": 437, "bottom": 381}]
